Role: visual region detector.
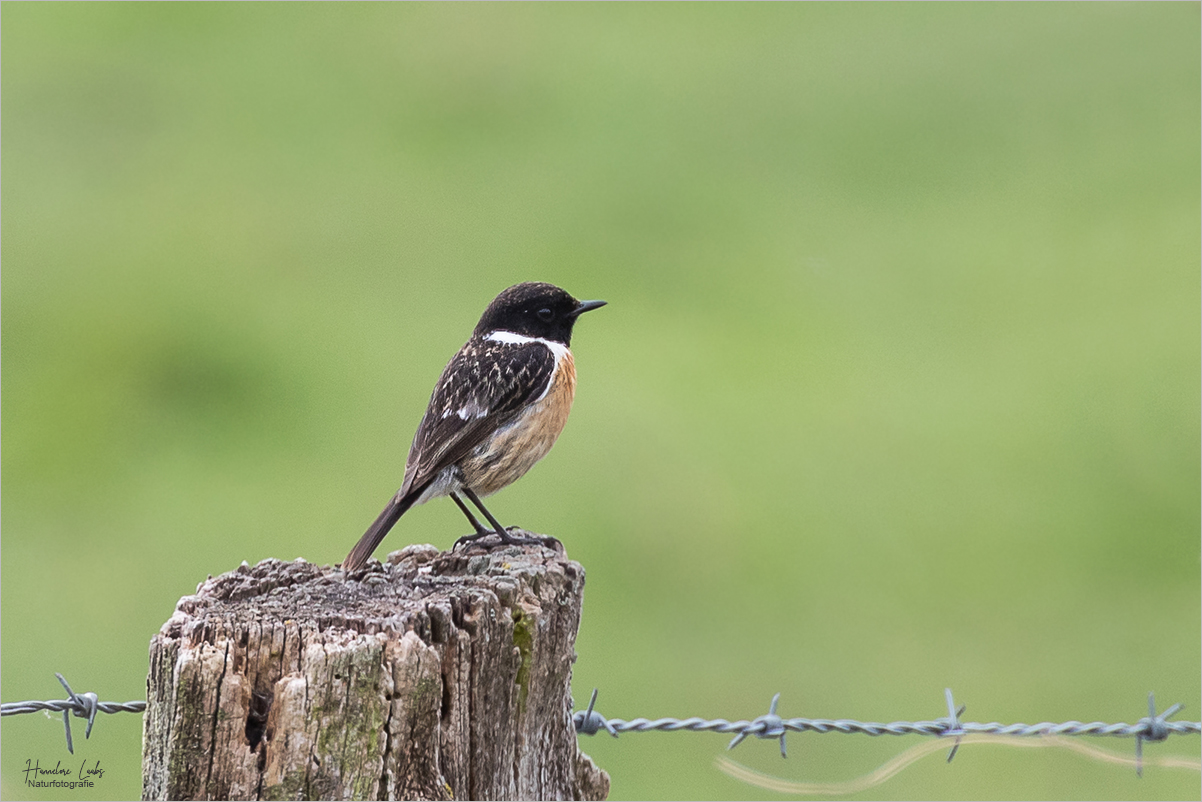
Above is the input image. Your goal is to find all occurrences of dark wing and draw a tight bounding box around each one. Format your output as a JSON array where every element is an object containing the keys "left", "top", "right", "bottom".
[
  {"left": 398, "top": 337, "right": 556, "bottom": 499},
  {"left": 344, "top": 338, "right": 555, "bottom": 570}
]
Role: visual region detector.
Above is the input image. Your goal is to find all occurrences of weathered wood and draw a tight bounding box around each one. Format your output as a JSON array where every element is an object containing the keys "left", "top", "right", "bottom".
[{"left": 142, "top": 538, "right": 610, "bottom": 801}]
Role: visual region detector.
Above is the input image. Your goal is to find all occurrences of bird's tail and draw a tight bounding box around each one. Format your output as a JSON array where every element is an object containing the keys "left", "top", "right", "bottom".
[{"left": 343, "top": 485, "right": 425, "bottom": 571}]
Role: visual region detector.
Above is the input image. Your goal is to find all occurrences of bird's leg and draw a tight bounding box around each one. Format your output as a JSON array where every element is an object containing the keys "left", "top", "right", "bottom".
[
  {"left": 450, "top": 491, "right": 490, "bottom": 536},
  {"left": 453, "top": 487, "right": 563, "bottom": 552},
  {"left": 452, "top": 488, "right": 517, "bottom": 549}
]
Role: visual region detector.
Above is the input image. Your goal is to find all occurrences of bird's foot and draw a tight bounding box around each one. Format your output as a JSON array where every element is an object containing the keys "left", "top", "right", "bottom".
[
  {"left": 497, "top": 526, "right": 563, "bottom": 551},
  {"left": 452, "top": 530, "right": 492, "bottom": 551},
  {"left": 452, "top": 528, "right": 563, "bottom": 553}
]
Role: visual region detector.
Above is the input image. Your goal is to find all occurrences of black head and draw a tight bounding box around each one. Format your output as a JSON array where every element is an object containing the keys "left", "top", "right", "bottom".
[{"left": 473, "top": 282, "right": 606, "bottom": 346}]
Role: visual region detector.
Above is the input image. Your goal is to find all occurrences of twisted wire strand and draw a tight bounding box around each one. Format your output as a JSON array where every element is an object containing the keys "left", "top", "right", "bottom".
[
  {"left": 572, "top": 688, "right": 1200, "bottom": 776},
  {"left": 594, "top": 716, "right": 1201, "bottom": 738},
  {"left": 2, "top": 699, "right": 147, "bottom": 716}
]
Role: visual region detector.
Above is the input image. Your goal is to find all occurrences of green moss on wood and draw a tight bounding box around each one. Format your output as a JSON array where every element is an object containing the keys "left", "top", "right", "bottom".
[{"left": 511, "top": 609, "right": 535, "bottom": 714}]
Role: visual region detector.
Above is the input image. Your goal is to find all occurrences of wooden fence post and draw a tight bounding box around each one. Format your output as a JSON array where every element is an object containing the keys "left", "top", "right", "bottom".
[{"left": 141, "top": 539, "right": 610, "bottom": 800}]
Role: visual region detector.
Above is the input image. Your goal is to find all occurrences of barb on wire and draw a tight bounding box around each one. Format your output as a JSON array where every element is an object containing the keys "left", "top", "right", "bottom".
[
  {"left": 1, "top": 673, "right": 147, "bottom": 754},
  {"left": 573, "top": 687, "right": 618, "bottom": 737},
  {"left": 1136, "top": 692, "right": 1184, "bottom": 778},
  {"left": 941, "top": 687, "right": 966, "bottom": 763},
  {"left": 574, "top": 687, "right": 1201, "bottom": 778},
  {"left": 727, "top": 692, "right": 788, "bottom": 757}
]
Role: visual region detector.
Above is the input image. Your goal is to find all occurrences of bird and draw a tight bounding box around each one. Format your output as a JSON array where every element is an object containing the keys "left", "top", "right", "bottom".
[{"left": 343, "top": 281, "right": 606, "bottom": 571}]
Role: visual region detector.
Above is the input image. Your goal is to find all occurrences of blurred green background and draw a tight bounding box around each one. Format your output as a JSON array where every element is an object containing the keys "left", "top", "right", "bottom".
[{"left": 2, "top": 4, "right": 1198, "bottom": 800}]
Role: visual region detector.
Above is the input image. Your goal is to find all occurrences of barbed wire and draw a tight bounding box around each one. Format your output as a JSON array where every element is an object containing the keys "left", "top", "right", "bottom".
[
  {"left": 1, "top": 673, "right": 146, "bottom": 754},
  {"left": 572, "top": 687, "right": 1201, "bottom": 778},
  {"left": 5, "top": 673, "right": 1197, "bottom": 783}
]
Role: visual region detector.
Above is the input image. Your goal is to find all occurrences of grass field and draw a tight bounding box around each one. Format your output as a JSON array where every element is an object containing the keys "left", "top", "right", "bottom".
[{"left": 2, "top": 4, "right": 1199, "bottom": 800}]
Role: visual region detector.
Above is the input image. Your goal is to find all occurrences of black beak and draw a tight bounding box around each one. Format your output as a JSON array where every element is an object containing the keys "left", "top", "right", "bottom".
[{"left": 571, "top": 299, "right": 607, "bottom": 317}]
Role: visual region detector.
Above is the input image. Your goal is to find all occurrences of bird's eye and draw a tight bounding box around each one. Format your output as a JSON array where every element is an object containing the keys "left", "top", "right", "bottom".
[{"left": 536, "top": 308, "right": 554, "bottom": 322}]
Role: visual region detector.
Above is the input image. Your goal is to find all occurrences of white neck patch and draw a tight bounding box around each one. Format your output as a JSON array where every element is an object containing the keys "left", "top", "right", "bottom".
[{"left": 486, "top": 330, "right": 569, "bottom": 361}]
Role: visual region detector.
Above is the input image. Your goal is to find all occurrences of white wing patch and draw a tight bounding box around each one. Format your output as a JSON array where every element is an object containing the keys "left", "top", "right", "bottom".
[
  {"left": 455, "top": 400, "right": 490, "bottom": 420},
  {"left": 440, "top": 399, "right": 490, "bottom": 420}
]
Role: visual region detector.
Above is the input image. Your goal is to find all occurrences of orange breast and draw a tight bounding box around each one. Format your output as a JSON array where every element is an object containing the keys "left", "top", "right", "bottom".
[{"left": 460, "top": 351, "right": 577, "bottom": 496}]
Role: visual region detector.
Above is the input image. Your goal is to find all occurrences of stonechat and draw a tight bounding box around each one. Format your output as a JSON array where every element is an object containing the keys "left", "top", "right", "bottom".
[{"left": 343, "top": 282, "right": 605, "bottom": 570}]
